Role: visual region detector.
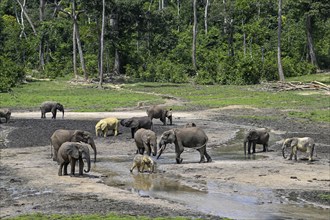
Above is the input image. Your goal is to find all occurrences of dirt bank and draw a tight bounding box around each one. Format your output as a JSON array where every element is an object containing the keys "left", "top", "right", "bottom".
[{"left": 0, "top": 108, "right": 329, "bottom": 219}]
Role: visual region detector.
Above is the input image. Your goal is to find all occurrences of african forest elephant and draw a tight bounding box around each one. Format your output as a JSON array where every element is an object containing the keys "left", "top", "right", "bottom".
[
  {"left": 134, "top": 128, "right": 157, "bottom": 156},
  {"left": 0, "top": 108, "right": 11, "bottom": 123},
  {"left": 157, "top": 127, "right": 212, "bottom": 164},
  {"left": 130, "top": 154, "right": 155, "bottom": 173},
  {"left": 57, "top": 142, "right": 91, "bottom": 176},
  {"left": 120, "top": 116, "right": 153, "bottom": 138},
  {"left": 40, "top": 101, "right": 64, "bottom": 119},
  {"left": 282, "top": 137, "right": 315, "bottom": 161},
  {"left": 147, "top": 105, "right": 172, "bottom": 125},
  {"left": 95, "top": 117, "right": 119, "bottom": 137},
  {"left": 244, "top": 128, "right": 270, "bottom": 155},
  {"left": 50, "top": 129, "right": 97, "bottom": 163}
]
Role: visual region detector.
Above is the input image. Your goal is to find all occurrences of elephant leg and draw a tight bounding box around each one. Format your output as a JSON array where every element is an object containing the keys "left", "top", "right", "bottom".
[
  {"left": 204, "top": 150, "right": 212, "bottom": 162},
  {"left": 78, "top": 158, "right": 84, "bottom": 175},
  {"left": 175, "top": 148, "right": 184, "bottom": 164},
  {"left": 63, "top": 163, "right": 69, "bottom": 175},
  {"left": 289, "top": 147, "right": 294, "bottom": 160},
  {"left": 294, "top": 147, "right": 298, "bottom": 161},
  {"left": 197, "top": 148, "right": 206, "bottom": 163},
  {"left": 58, "top": 163, "right": 64, "bottom": 176},
  {"left": 131, "top": 128, "right": 135, "bottom": 139},
  {"left": 247, "top": 142, "right": 252, "bottom": 154},
  {"left": 252, "top": 143, "right": 256, "bottom": 154},
  {"left": 70, "top": 160, "right": 76, "bottom": 176},
  {"left": 263, "top": 143, "right": 268, "bottom": 152}
]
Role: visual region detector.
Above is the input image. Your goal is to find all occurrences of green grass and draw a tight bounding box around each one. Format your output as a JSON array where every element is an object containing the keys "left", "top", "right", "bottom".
[
  {"left": 1, "top": 73, "right": 329, "bottom": 122},
  {"left": 7, "top": 213, "right": 199, "bottom": 220}
]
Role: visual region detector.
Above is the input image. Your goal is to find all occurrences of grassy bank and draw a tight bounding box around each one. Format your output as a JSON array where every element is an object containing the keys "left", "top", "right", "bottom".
[{"left": 1, "top": 73, "right": 329, "bottom": 122}]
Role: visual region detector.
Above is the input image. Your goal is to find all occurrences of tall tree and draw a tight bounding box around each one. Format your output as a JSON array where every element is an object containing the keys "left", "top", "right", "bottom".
[
  {"left": 277, "top": 0, "right": 285, "bottom": 81},
  {"left": 204, "top": 0, "right": 210, "bottom": 35},
  {"left": 99, "top": 0, "right": 105, "bottom": 87},
  {"left": 192, "top": 0, "right": 197, "bottom": 72},
  {"left": 39, "top": 0, "right": 46, "bottom": 70}
]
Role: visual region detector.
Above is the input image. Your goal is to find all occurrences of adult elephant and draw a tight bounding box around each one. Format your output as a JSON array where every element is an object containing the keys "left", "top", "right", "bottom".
[
  {"left": 157, "top": 127, "right": 212, "bottom": 164},
  {"left": 50, "top": 129, "right": 97, "bottom": 163},
  {"left": 134, "top": 128, "right": 157, "bottom": 156},
  {"left": 57, "top": 142, "right": 91, "bottom": 176},
  {"left": 243, "top": 128, "right": 269, "bottom": 155},
  {"left": 40, "top": 101, "right": 64, "bottom": 119},
  {"left": 120, "top": 116, "right": 153, "bottom": 138},
  {"left": 0, "top": 108, "right": 11, "bottom": 123},
  {"left": 147, "top": 105, "right": 172, "bottom": 125},
  {"left": 282, "top": 137, "right": 315, "bottom": 161}
]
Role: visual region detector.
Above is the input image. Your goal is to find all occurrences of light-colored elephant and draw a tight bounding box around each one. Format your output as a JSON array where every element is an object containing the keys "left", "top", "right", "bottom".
[
  {"left": 147, "top": 105, "right": 172, "bottom": 125},
  {"left": 57, "top": 142, "right": 91, "bottom": 176},
  {"left": 120, "top": 116, "right": 153, "bottom": 138},
  {"left": 157, "top": 127, "right": 212, "bottom": 164},
  {"left": 244, "top": 128, "right": 269, "bottom": 155},
  {"left": 134, "top": 128, "right": 157, "bottom": 156},
  {"left": 130, "top": 154, "right": 155, "bottom": 173},
  {"left": 282, "top": 137, "right": 315, "bottom": 161},
  {"left": 0, "top": 108, "right": 11, "bottom": 123},
  {"left": 95, "top": 117, "right": 119, "bottom": 137},
  {"left": 50, "top": 129, "right": 97, "bottom": 163},
  {"left": 183, "top": 122, "right": 196, "bottom": 128},
  {"left": 40, "top": 101, "right": 64, "bottom": 119}
]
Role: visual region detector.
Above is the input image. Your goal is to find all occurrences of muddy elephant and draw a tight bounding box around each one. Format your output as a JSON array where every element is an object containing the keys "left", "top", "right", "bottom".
[
  {"left": 0, "top": 108, "right": 11, "bottom": 123},
  {"left": 50, "top": 129, "right": 97, "bottom": 163},
  {"left": 40, "top": 101, "right": 64, "bottom": 119},
  {"left": 95, "top": 117, "right": 119, "bottom": 137},
  {"left": 282, "top": 137, "right": 315, "bottom": 161},
  {"left": 134, "top": 128, "right": 157, "bottom": 156},
  {"left": 244, "top": 128, "right": 269, "bottom": 155},
  {"left": 57, "top": 142, "right": 91, "bottom": 176},
  {"left": 157, "top": 127, "right": 212, "bottom": 164},
  {"left": 120, "top": 116, "right": 153, "bottom": 138},
  {"left": 147, "top": 105, "right": 172, "bottom": 125},
  {"left": 130, "top": 154, "right": 155, "bottom": 173}
]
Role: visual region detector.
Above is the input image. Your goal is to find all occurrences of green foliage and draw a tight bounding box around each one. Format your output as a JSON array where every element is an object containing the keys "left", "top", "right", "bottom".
[{"left": 0, "top": 56, "right": 25, "bottom": 92}]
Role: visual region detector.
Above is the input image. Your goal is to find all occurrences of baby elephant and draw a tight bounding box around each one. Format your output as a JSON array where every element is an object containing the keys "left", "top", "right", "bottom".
[
  {"left": 57, "top": 142, "right": 91, "bottom": 176},
  {"left": 134, "top": 128, "right": 157, "bottom": 156},
  {"left": 130, "top": 154, "right": 155, "bottom": 173},
  {"left": 95, "top": 117, "right": 119, "bottom": 137},
  {"left": 282, "top": 137, "right": 315, "bottom": 161}
]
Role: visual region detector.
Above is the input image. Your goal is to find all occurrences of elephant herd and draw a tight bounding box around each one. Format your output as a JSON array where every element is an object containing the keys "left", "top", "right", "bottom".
[{"left": 1, "top": 102, "right": 317, "bottom": 177}]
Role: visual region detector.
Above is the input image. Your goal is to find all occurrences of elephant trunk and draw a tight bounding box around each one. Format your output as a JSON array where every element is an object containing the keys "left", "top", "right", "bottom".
[
  {"left": 62, "top": 110, "right": 64, "bottom": 119},
  {"left": 89, "top": 139, "right": 97, "bottom": 163},
  {"left": 244, "top": 140, "right": 247, "bottom": 155},
  {"left": 282, "top": 144, "right": 287, "bottom": 159},
  {"left": 84, "top": 155, "right": 91, "bottom": 173},
  {"left": 157, "top": 141, "right": 166, "bottom": 159}
]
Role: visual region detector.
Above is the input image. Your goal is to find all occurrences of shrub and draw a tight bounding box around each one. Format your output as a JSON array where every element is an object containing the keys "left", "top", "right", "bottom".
[{"left": 0, "top": 56, "right": 25, "bottom": 92}]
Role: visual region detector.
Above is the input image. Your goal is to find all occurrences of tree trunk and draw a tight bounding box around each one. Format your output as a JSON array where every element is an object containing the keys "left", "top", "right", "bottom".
[
  {"left": 204, "top": 0, "right": 209, "bottom": 35},
  {"left": 73, "top": 18, "right": 77, "bottom": 78},
  {"left": 192, "top": 0, "right": 197, "bottom": 72},
  {"left": 113, "top": 48, "right": 120, "bottom": 75},
  {"left": 277, "top": 0, "right": 285, "bottom": 81},
  {"left": 306, "top": 15, "right": 318, "bottom": 68},
  {"left": 15, "top": 0, "right": 37, "bottom": 35},
  {"left": 39, "top": 0, "right": 46, "bottom": 70},
  {"left": 99, "top": 0, "right": 105, "bottom": 87}
]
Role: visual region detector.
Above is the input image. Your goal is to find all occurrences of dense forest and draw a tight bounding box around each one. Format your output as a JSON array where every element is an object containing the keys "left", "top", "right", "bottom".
[{"left": 0, "top": 0, "right": 329, "bottom": 91}]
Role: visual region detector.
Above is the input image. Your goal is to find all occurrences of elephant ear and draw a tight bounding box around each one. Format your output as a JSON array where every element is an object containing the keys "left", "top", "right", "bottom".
[
  {"left": 100, "top": 121, "right": 107, "bottom": 130},
  {"left": 67, "top": 146, "right": 80, "bottom": 159},
  {"left": 128, "top": 118, "right": 139, "bottom": 128},
  {"left": 166, "top": 109, "right": 172, "bottom": 117},
  {"left": 290, "top": 138, "right": 298, "bottom": 147},
  {"left": 72, "top": 130, "right": 84, "bottom": 142},
  {"left": 249, "top": 130, "right": 259, "bottom": 141}
]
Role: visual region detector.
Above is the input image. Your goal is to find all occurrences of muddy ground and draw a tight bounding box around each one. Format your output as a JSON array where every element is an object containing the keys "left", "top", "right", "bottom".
[{"left": 0, "top": 107, "right": 329, "bottom": 219}]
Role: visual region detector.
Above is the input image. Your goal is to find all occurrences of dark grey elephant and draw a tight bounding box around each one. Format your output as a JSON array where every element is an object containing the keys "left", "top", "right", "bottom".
[
  {"left": 0, "top": 108, "right": 11, "bottom": 123},
  {"left": 50, "top": 129, "right": 97, "bottom": 163},
  {"left": 282, "top": 137, "right": 315, "bottom": 161},
  {"left": 120, "top": 116, "right": 153, "bottom": 138},
  {"left": 244, "top": 128, "right": 270, "bottom": 155},
  {"left": 157, "top": 127, "right": 212, "bottom": 164},
  {"left": 57, "top": 142, "right": 91, "bottom": 176},
  {"left": 40, "top": 101, "right": 64, "bottom": 119},
  {"left": 147, "top": 105, "right": 172, "bottom": 125},
  {"left": 134, "top": 128, "right": 157, "bottom": 156}
]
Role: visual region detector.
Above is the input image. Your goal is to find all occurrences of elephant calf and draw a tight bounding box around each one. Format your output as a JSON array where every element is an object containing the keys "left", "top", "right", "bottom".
[
  {"left": 95, "top": 117, "right": 119, "bottom": 137},
  {"left": 282, "top": 137, "right": 315, "bottom": 161},
  {"left": 134, "top": 128, "right": 157, "bottom": 156},
  {"left": 147, "top": 105, "right": 172, "bottom": 125},
  {"left": 0, "top": 108, "right": 11, "bottom": 123},
  {"left": 57, "top": 142, "right": 91, "bottom": 176},
  {"left": 130, "top": 154, "right": 155, "bottom": 173},
  {"left": 244, "top": 128, "right": 270, "bottom": 155}
]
